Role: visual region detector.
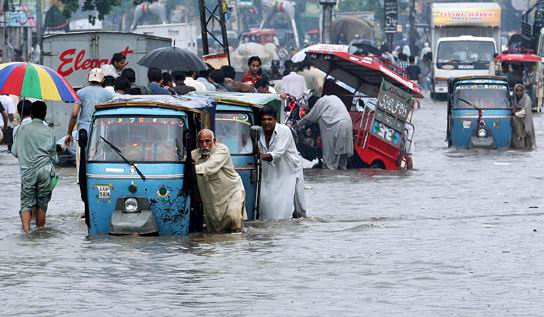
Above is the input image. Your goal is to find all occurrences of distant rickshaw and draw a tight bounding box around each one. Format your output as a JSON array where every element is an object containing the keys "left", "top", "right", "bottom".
[
  {"left": 241, "top": 28, "right": 276, "bottom": 45},
  {"left": 80, "top": 95, "right": 215, "bottom": 236},
  {"left": 491, "top": 50, "right": 544, "bottom": 111},
  {"left": 447, "top": 76, "right": 512, "bottom": 148}
]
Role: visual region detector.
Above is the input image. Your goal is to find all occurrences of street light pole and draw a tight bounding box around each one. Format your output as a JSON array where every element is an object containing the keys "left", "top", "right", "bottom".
[
  {"left": 36, "top": 0, "right": 43, "bottom": 63},
  {"left": 320, "top": 0, "right": 337, "bottom": 44},
  {"left": 408, "top": 0, "right": 417, "bottom": 57}
]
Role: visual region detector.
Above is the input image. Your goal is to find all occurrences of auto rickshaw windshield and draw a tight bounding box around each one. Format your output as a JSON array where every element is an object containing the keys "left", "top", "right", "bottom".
[
  {"left": 215, "top": 112, "right": 253, "bottom": 155},
  {"left": 88, "top": 116, "right": 186, "bottom": 162},
  {"left": 453, "top": 84, "right": 510, "bottom": 109}
]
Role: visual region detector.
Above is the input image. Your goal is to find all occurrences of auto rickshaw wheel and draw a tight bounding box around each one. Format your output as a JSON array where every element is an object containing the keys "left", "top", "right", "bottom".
[{"left": 370, "top": 160, "right": 385, "bottom": 169}]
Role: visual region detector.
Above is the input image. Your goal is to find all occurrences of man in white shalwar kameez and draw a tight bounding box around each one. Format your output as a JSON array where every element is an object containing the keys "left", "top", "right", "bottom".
[
  {"left": 192, "top": 129, "right": 246, "bottom": 233},
  {"left": 258, "top": 106, "right": 307, "bottom": 219},
  {"left": 281, "top": 70, "right": 307, "bottom": 99},
  {"left": 297, "top": 95, "right": 354, "bottom": 170}
]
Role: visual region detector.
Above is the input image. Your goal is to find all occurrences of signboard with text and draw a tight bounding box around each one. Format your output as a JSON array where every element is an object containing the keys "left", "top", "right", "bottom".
[
  {"left": 384, "top": 0, "right": 398, "bottom": 33},
  {"left": 431, "top": 3, "right": 501, "bottom": 27},
  {"left": 5, "top": 0, "right": 37, "bottom": 27},
  {"left": 371, "top": 81, "right": 414, "bottom": 147}
]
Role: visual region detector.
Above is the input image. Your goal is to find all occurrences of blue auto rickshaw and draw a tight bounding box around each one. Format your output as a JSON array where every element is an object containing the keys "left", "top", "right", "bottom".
[
  {"left": 79, "top": 95, "right": 215, "bottom": 236},
  {"left": 447, "top": 76, "right": 512, "bottom": 149},
  {"left": 191, "top": 92, "right": 281, "bottom": 220}
]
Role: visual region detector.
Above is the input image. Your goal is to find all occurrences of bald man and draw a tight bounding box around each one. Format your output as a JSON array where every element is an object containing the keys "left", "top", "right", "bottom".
[{"left": 191, "top": 129, "right": 246, "bottom": 233}]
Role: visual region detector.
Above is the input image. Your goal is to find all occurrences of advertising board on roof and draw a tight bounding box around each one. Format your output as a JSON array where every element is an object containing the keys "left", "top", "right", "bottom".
[{"left": 432, "top": 3, "right": 501, "bottom": 27}]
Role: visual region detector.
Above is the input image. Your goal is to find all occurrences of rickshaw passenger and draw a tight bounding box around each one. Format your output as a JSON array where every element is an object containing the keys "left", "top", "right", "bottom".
[
  {"left": 512, "top": 84, "right": 536, "bottom": 149},
  {"left": 496, "top": 63, "right": 510, "bottom": 78},
  {"left": 119, "top": 127, "right": 179, "bottom": 161},
  {"left": 217, "top": 121, "right": 253, "bottom": 154},
  {"left": 508, "top": 65, "right": 524, "bottom": 89}
]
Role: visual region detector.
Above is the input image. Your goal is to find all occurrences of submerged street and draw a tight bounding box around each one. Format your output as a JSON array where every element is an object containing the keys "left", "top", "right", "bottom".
[{"left": 1, "top": 97, "right": 544, "bottom": 315}]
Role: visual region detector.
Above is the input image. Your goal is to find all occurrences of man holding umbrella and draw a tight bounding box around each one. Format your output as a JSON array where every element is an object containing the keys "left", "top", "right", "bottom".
[{"left": 138, "top": 46, "right": 209, "bottom": 91}]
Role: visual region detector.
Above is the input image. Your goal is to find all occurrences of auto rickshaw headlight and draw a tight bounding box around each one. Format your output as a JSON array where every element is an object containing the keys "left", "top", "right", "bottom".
[
  {"left": 478, "top": 128, "right": 487, "bottom": 138},
  {"left": 124, "top": 198, "right": 139, "bottom": 213}
]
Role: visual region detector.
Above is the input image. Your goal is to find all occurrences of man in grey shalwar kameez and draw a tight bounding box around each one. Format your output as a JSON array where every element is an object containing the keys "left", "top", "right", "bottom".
[
  {"left": 297, "top": 95, "right": 354, "bottom": 169},
  {"left": 512, "top": 84, "right": 536, "bottom": 149},
  {"left": 192, "top": 129, "right": 246, "bottom": 233}
]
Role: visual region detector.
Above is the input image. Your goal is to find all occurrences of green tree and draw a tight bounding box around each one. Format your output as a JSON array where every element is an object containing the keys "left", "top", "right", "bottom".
[
  {"left": 337, "top": 0, "right": 380, "bottom": 12},
  {"left": 61, "top": 0, "right": 123, "bottom": 20}
]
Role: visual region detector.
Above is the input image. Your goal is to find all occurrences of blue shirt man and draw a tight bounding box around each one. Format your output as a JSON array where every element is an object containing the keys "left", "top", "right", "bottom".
[
  {"left": 147, "top": 67, "right": 171, "bottom": 95},
  {"left": 64, "top": 68, "right": 113, "bottom": 174},
  {"left": 65, "top": 68, "right": 113, "bottom": 145}
]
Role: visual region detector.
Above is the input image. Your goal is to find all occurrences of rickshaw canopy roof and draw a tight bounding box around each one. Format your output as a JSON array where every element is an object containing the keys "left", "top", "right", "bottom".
[
  {"left": 451, "top": 76, "right": 509, "bottom": 86},
  {"left": 191, "top": 91, "right": 281, "bottom": 109},
  {"left": 95, "top": 95, "right": 215, "bottom": 114},
  {"left": 242, "top": 28, "right": 275, "bottom": 36},
  {"left": 448, "top": 76, "right": 510, "bottom": 111},
  {"left": 494, "top": 53, "right": 544, "bottom": 63},
  {"left": 306, "top": 50, "right": 423, "bottom": 98}
]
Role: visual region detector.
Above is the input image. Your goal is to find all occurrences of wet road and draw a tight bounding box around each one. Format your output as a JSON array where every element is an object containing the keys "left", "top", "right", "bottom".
[{"left": 2, "top": 97, "right": 544, "bottom": 316}]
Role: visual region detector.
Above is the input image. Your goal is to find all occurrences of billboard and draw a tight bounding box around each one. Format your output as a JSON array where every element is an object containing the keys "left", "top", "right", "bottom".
[
  {"left": 432, "top": 3, "right": 501, "bottom": 27},
  {"left": 5, "top": 0, "right": 37, "bottom": 27},
  {"left": 384, "top": 0, "right": 398, "bottom": 33}
]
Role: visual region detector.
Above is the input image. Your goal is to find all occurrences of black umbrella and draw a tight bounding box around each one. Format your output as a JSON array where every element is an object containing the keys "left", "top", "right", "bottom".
[{"left": 137, "top": 46, "right": 208, "bottom": 71}]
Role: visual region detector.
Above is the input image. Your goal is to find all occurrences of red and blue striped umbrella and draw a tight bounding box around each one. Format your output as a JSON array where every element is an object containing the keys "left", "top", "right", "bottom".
[{"left": 0, "top": 62, "right": 79, "bottom": 103}]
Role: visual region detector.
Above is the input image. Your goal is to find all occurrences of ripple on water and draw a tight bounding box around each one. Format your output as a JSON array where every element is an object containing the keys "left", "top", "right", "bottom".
[{"left": 2, "top": 98, "right": 544, "bottom": 315}]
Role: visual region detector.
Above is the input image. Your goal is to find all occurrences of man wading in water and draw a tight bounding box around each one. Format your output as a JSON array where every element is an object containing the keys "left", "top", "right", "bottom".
[
  {"left": 512, "top": 84, "right": 536, "bottom": 149},
  {"left": 192, "top": 129, "right": 246, "bottom": 232},
  {"left": 12, "top": 101, "right": 57, "bottom": 232},
  {"left": 258, "top": 106, "right": 307, "bottom": 219}
]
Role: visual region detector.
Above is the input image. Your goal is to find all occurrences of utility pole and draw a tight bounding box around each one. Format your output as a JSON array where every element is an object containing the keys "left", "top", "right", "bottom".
[
  {"left": 408, "top": 0, "right": 417, "bottom": 57},
  {"left": 36, "top": 0, "right": 43, "bottom": 63},
  {"left": 198, "top": 0, "right": 230, "bottom": 64},
  {"left": 319, "top": 0, "right": 337, "bottom": 44}
]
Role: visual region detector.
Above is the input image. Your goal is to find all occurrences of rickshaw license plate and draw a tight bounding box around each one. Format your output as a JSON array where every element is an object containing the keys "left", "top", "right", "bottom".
[{"left": 96, "top": 184, "right": 112, "bottom": 199}]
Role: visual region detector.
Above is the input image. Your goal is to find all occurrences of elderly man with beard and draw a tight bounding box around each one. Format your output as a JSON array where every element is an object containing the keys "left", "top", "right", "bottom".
[{"left": 191, "top": 129, "right": 246, "bottom": 233}]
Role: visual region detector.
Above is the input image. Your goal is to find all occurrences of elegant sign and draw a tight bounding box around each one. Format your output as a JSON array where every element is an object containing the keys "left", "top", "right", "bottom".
[
  {"left": 384, "top": 0, "right": 398, "bottom": 33},
  {"left": 57, "top": 46, "right": 134, "bottom": 77}
]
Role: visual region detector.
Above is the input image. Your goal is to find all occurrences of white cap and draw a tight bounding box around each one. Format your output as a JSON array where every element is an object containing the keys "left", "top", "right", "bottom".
[{"left": 88, "top": 68, "right": 104, "bottom": 83}]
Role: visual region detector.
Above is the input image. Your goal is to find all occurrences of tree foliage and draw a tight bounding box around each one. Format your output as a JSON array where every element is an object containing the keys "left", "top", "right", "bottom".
[
  {"left": 337, "top": 0, "right": 380, "bottom": 12},
  {"left": 61, "top": 0, "right": 122, "bottom": 20}
]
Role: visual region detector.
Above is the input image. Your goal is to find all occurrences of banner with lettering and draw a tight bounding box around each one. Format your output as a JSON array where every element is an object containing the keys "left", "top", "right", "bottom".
[
  {"left": 432, "top": 3, "right": 501, "bottom": 27},
  {"left": 371, "top": 81, "right": 414, "bottom": 147},
  {"left": 5, "top": 0, "right": 37, "bottom": 27}
]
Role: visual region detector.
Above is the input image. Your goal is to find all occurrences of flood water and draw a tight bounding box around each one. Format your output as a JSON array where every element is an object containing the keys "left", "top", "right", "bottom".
[{"left": 1, "top": 97, "right": 544, "bottom": 316}]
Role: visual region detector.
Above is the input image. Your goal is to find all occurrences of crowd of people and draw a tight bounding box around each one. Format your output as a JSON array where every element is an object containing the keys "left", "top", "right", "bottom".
[{"left": 4, "top": 51, "right": 327, "bottom": 234}]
